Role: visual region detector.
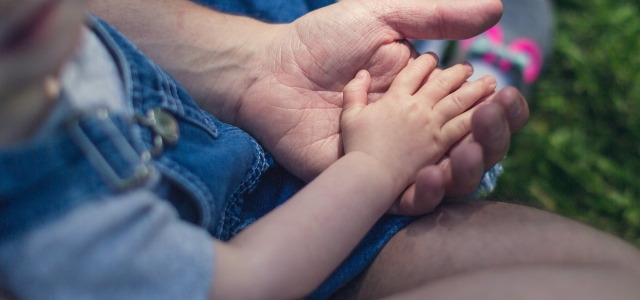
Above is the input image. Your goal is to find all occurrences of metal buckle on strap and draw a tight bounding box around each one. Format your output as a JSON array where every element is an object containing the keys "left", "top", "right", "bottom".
[
  {"left": 133, "top": 108, "right": 180, "bottom": 157},
  {"left": 67, "top": 108, "right": 154, "bottom": 191}
]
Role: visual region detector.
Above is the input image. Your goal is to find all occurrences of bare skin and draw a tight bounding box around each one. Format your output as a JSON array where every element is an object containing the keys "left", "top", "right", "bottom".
[
  {"left": 381, "top": 264, "right": 640, "bottom": 300},
  {"left": 330, "top": 201, "right": 640, "bottom": 299}
]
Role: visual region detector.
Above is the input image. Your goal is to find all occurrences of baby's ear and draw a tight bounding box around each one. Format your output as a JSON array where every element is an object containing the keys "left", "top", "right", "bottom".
[{"left": 342, "top": 70, "right": 371, "bottom": 113}]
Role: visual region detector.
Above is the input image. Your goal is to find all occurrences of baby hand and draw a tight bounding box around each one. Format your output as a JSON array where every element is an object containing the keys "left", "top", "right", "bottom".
[{"left": 341, "top": 53, "right": 497, "bottom": 188}]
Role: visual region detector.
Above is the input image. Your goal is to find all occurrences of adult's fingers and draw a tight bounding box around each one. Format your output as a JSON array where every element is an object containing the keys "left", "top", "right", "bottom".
[
  {"left": 390, "top": 142, "right": 486, "bottom": 215},
  {"left": 471, "top": 102, "right": 511, "bottom": 170},
  {"left": 444, "top": 142, "right": 485, "bottom": 197},
  {"left": 470, "top": 86, "right": 529, "bottom": 169},
  {"left": 489, "top": 86, "right": 530, "bottom": 133},
  {"left": 388, "top": 166, "right": 446, "bottom": 216}
]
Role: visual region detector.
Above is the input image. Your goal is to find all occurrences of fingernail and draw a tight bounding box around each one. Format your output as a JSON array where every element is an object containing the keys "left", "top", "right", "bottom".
[
  {"left": 483, "top": 75, "right": 496, "bottom": 86},
  {"left": 507, "top": 96, "right": 522, "bottom": 117},
  {"left": 489, "top": 115, "right": 505, "bottom": 137},
  {"left": 426, "top": 51, "right": 440, "bottom": 63},
  {"left": 356, "top": 70, "right": 367, "bottom": 78},
  {"left": 463, "top": 62, "right": 473, "bottom": 73}
]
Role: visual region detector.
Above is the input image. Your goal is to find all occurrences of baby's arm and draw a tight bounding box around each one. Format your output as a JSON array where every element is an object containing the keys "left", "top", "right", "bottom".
[{"left": 209, "top": 53, "right": 496, "bottom": 300}]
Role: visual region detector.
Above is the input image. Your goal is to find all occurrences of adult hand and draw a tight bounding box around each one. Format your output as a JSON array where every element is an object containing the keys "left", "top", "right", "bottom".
[
  {"left": 237, "top": 0, "right": 506, "bottom": 182},
  {"left": 389, "top": 87, "right": 529, "bottom": 215},
  {"left": 233, "top": 0, "right": 530, "bottom": 215}
]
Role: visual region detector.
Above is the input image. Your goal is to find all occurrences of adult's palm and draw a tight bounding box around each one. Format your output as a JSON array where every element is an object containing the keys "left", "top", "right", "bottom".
[{"left": 236, "top": 0, "right": 503, "bottom": 181}]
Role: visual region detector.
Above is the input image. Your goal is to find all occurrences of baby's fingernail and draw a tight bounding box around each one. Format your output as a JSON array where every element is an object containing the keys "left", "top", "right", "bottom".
[
  {"left": 426, "top": 52, "right": 440, "bottom": 63},
  {"left": 483, "top": 75, "right": 496, "bottom": 86},
  {"left": 356, "top": 70, "right": 367, "bottom": 78},
  {"left": 463, "top": 62, "right": 473, "bottom": 73}
]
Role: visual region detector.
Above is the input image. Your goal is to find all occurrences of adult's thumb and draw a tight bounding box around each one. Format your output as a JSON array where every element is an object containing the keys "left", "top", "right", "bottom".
[{"left": 371, "top": 0, "right": 503, "bottom": 40}]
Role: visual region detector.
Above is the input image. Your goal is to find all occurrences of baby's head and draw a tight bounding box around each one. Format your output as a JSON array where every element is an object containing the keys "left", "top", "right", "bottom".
[{"left": 0, "top": 0, "right": 87, "bottom": 144}]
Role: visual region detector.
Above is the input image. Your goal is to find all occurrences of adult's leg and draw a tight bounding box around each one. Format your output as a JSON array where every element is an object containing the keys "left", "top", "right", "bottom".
[
  {"left": 330, "top": 201, "right": 640, "bottom": 299},
  {"left": 381, "top": 264, "right": 640, "bottom": 300}
]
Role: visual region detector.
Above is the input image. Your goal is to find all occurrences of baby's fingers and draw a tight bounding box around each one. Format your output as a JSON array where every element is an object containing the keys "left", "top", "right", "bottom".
[
  {"left": 417, "top": 62, "right": 474, "bottom": 106},
  {"left": 387, "top": 52, "right": 439, "bottom": 95},
  {"left": 435, "top": 75, "right": 497, "bottom": 121},
  {"left": 342, "top": 70, "right": 371, "bottom": 116}
]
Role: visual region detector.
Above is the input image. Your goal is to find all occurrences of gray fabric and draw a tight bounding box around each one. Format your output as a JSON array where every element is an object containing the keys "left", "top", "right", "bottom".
[
  {"left": 0, "top": 190, "right": 213, "bottom": 300},
  {"left": 467, "top": 57, "right": 515, "bottom": 91},
  {"left": 34, "top": 27, "right": 127, "bottom": 142},
  {"left": 501, "top": 0, "right": 554, "bottom": 57},
  {"left": 62, "top": 27, "right": 127, "bottom": 112},
  {"left": 413, "top": 0, "right": 554, "bottom": 58}
]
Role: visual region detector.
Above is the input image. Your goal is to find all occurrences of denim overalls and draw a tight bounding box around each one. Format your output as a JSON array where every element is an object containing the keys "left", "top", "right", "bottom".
[{"left": 0, "top": 16, "right": 274, "bottom": 246}]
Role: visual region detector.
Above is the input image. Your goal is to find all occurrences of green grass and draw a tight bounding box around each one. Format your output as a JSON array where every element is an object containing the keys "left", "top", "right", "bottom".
[{"left": 490, "top": 0, "right": 640, "bottom": 247}]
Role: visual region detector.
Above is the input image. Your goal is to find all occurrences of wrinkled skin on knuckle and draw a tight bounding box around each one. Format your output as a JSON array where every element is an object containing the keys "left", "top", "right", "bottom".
[
  {"left": 432, "top": 75, "right": 452, "bottom": 94},
  {"left": 447, "top": 93, "right": 468, "bottom": 113},
  {"left": 451, "top": 117, "right": 472, "bottom": 141},
  {"left": 429, "top": 133, "right": 449, "bottom": 164}
]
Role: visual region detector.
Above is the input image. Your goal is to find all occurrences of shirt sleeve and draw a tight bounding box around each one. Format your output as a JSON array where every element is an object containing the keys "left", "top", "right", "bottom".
[{"left": 0, "top": 190, "right": 214, "bottom": 300}]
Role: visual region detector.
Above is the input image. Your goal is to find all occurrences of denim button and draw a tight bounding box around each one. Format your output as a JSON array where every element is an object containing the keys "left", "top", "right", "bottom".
[
  {"left": 135, "top": 108, "right": 180, "bottom": 156},
  {"left": 146, "top": 108, "right": 180, "bottom": 145}
]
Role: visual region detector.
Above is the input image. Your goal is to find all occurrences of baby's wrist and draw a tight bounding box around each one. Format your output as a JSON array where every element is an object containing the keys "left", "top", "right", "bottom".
[{"left": 342, "top": 151, "right": 410, "bottom": 196}]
